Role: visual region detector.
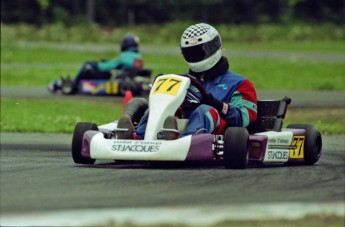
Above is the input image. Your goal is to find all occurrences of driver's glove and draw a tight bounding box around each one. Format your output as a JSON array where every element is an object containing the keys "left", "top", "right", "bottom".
[{"left": 203, "top": 93, "right": 229, "bottom": 115}]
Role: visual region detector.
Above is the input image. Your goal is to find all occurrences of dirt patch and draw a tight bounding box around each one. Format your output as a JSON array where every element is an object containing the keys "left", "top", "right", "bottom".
[{"left": 215, "top": 215, "right": 344, "bottom": 227}]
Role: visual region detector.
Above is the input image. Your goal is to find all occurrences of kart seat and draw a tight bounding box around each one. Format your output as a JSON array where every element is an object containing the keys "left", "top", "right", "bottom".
[{"left": 247, "top": 96, "right": 291, "bottom": 134}]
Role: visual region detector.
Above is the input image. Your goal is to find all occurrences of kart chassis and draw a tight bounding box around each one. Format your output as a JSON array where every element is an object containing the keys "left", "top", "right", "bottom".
[{"left": 72, "top": 74, "right": 322, "bottom": 169}]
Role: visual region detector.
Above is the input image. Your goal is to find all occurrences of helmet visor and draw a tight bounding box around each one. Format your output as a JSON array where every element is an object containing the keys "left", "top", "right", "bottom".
[{"left": 181, "top": 36, "right": 221, "bottom": 63}]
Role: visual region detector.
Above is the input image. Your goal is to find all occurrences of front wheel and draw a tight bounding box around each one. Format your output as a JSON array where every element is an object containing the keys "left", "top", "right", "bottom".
[
  {"left": 72, "top": 122, "right": 97, "bottom": 164},
  {"left": 61, "top": 77, "right": 76, "bottom": 95},
  {"left": 287, "top": 124, "right": 322, "bottom": 165},
  {"left": 119, "top": 79, "right": 139, "bottom": 96},
  {"left": 223, "top": 127, "right": 249, "bottom": 169}
]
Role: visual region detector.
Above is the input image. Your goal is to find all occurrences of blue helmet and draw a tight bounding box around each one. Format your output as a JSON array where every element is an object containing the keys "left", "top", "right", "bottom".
[{"left": 121, "top": 35, "right": 139, "bottom": 52}]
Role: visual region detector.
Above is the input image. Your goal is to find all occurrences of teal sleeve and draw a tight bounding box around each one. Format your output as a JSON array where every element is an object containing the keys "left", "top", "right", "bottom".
[
  {"left": 97, "top": 51, "right": 143, "bottom": 72},
  {"left": 97, "top": 59, "right": 120, "bottom": 72},
  {"left": 118, "top": 52, "right": 143, "bottom": 70}
]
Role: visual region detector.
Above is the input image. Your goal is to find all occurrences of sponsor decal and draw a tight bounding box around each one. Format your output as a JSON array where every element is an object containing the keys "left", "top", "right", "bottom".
[
  {"left": 105, "top": 81, "right": 119, "bottom": 94},
  {"left": 267, "top": 150, "right": 289, "bottom": 161},
  {"left": 264, "top": 133, "right": 293, "bottom": 162},
  {"left": 268, "top": 137, "right": 290, "bottom": 144},
  {"left": 217, "top": 84, "right": 228, "bottom": 90},
  {"left": 112, "top": 145, "right": 159, "bottom": 152},
  {"left": 111, "top": 140, "right": 162, "bottom": 153},
  {"left": 82, "top": 81, "right": 96, "bottom": 92},
  {"left": 189, "top": 37, "right": 198, "bottom": 45},
  {"left": 91, "top": 83, "right": 105, "bottom": 94},
  {"left": 289, "top": 136, "right": 304, "bottom": 158}
]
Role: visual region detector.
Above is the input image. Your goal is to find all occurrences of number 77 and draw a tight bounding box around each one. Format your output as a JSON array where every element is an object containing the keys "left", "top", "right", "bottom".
[{"left": 154, "top": 78, "right": 181, "bottom": 92}]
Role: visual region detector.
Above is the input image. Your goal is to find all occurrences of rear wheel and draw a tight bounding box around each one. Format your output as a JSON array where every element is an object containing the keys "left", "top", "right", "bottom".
[
  {"left": 287, "top": 124, "right": 322, "bottom": 165},
  {"left": 223, "top": 127, "right": 249, "bottom": 169},
  {"left": 72, "top": 122, "right": 97, "bottom": 164}
]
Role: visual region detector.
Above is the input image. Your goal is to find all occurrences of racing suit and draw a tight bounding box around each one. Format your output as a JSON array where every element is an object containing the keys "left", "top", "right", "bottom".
[
  {"left": 135, "top": 57, "right": 257, "bottom": 138},
  {"left": 74, "top": 50, "right": 143, "bottom": 82},
  {"left": 181, "top": 71, "right": 257, "bottom": 136}
]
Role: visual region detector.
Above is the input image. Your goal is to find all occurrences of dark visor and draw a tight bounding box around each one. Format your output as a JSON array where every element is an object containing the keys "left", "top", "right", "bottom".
[{"left": 181, "top": 36, "right": 221, "bottom": 63}]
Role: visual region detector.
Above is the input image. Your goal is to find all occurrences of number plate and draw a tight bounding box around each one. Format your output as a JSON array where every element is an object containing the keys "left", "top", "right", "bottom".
[
  {"left": 289, "top": 136, "right": 305, "bottom": 158},
  {"left": 152, "top": 76, "right": 183, "bottom": 96}
]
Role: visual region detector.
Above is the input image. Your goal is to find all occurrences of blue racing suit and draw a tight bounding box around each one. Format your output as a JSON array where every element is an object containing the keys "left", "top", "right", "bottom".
[{"left": 135, "top": 70, "right": 257, "bottom": 138}]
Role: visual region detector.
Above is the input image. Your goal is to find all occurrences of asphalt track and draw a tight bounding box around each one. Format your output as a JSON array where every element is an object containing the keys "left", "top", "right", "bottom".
[{"left": 1, "top": 87, "right": 345, "bottom": 226}]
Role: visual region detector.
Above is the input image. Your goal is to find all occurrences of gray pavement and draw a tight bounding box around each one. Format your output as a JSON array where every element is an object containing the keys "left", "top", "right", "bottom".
[{"left": 0, "top": 133, "right": 344, "bottom": 226}]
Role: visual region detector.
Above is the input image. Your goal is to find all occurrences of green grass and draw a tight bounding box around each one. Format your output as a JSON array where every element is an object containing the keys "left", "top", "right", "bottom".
[
  {"left": 231, "top": 58, "right": 345, "bottom": 91},
  {"left": 227, "top": 40, "right": 345, "bottom": 52},
  {"left": 2, "top": 23, "right": 344, "bottom": 44},
  {"left": 0, "top": 98, "right": 122, "bottom": 133},
  {"left": 98, "top": 214, "right": 345, "bottom": 227},
  {"left": 284, "top": 108, "right": 345, "bottom": 135},
  {"left": 1, "top": 98, "right": 344, "bottom": 134},
  {"left": 213, "top": 215, "right": 344, "bottom": 227},
  {"left": 1, "top": 41, "right": 344, "bottom": 90}
]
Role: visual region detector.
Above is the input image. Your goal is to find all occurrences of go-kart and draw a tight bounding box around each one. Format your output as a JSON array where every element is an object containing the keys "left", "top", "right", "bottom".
[
  {"left": 48, "top": 69, "right": 152, "bottom": 96},
  {"left": 71, "top": 74, "right": 322, "bottom": 169}
]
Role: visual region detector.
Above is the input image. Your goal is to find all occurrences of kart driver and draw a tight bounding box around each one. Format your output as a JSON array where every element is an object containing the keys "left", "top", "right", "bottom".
[
  {"left": 48, "top": 35, "right": 143, "bottom": 93},
  {"left": 118, "top": 23, "right": 257, "bottom": 140}
]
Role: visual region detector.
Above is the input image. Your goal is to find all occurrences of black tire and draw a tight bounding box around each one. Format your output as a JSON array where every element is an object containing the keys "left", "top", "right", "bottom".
[
  {"left": 119, "top": 80, "right": 139, "bottom": 96},
  {"left": 287, "top": 124, "right": 322, "bottom": 165},
  {"left": 61, "top": 79, "right": 75, "bottom": 95},
  {"left": 223, "top": 127, "right": 249, "bottom": 169},
  {"left": 72, "top": 122, "right": 97, "bottom": 164}
]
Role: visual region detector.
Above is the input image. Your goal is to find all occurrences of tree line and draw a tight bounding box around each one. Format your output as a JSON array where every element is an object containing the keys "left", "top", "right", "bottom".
[{"left": 1, "top": 0, "right": 344, "bottom": 26}]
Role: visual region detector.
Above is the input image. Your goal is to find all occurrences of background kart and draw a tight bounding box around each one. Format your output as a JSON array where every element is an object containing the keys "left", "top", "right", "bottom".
[
  {"left": 71, "top": 74, "right": 322, "bottom": 169},
  {"left": 50, "top": 69, "right": 152, "bottom": 96}
]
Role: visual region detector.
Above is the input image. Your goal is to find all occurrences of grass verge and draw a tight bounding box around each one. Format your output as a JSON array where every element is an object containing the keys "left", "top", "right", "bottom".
[
  {"left": 213, "top": 215, "right": 344, "bottom": 227},
  {"left": 1, "top": 41, "right": 344, "bottom": 90},
  {"left": 2, "top": 23, "right": 344, "bottom": 45},
  {"left": 0, "top": 98, "right": 121, "bottom": 133},
  {"left": 1, "top": 98, "right": 344, "bottom": 134}
]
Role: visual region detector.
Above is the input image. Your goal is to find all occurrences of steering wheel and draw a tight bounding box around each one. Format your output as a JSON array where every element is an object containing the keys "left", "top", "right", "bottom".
[
  {"left": 177, "top": 74, "right": 208, "bottom": 116},
  {"left": 184, "top": 74, "right": 207, "bottom": 100}
]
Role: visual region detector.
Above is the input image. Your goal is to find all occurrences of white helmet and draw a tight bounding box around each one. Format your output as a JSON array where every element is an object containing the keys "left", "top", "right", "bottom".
[{"left": 181, "top": 23, "right": 222, "bottom": 73}]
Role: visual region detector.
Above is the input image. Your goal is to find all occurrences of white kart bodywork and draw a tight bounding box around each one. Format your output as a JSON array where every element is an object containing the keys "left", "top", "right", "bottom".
[
  {"left": 82, "top": 74, "right": 215, "bottom": 162},
  {"left": 145, "top": 74, "right": 190, "bottom": 140},
  {"left": 74, "top": 74, "right": 321, "bottom": 167},
  {"left": 86, "top": 132, "right": 191, "bottom": 161}
]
